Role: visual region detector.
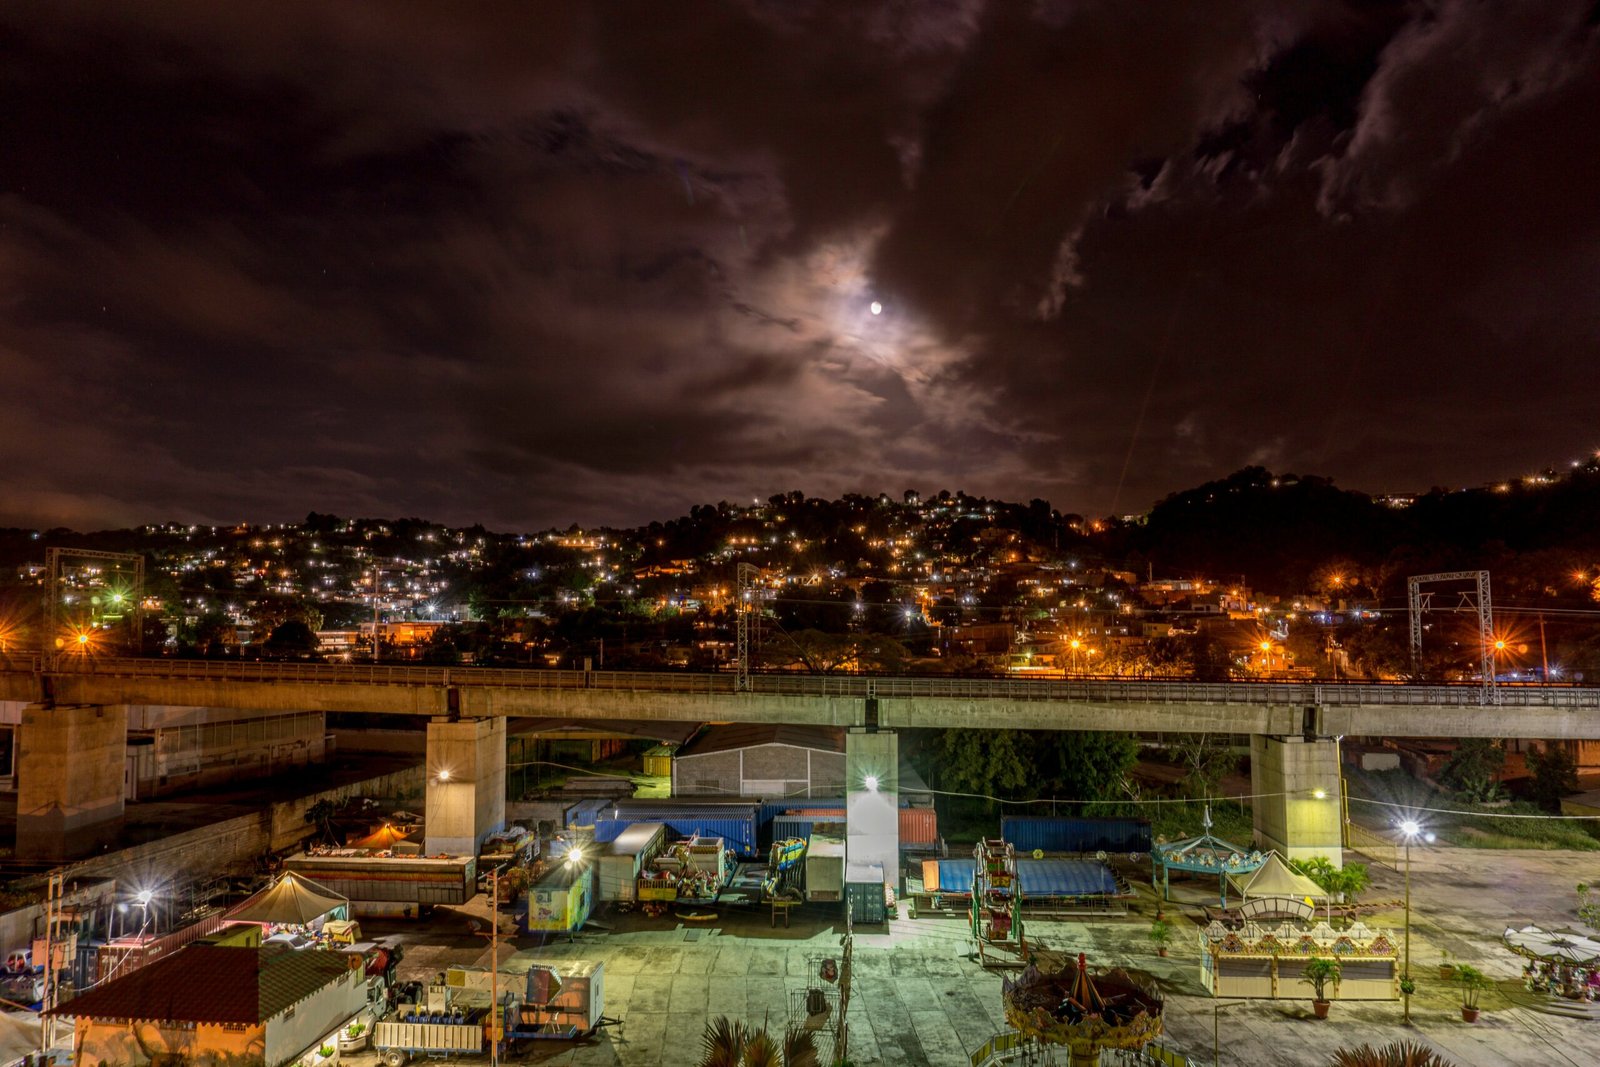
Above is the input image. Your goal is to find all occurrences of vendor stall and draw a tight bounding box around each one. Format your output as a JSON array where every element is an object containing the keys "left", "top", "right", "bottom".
[
  {"left": 1199, "top": 919, "right": 1398, "bottom": 1001},
  {"left": 1150, "top": 808, "right": 1265, "bottom": 907}
]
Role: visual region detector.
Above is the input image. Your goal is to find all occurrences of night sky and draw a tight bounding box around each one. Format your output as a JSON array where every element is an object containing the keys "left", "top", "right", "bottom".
[{"left": 4, "top": 2, "right": 1598, "bottom": 531}]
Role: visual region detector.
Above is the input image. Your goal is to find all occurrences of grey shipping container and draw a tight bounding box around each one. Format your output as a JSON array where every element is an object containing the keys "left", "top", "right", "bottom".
[
  {"left": 844, "top": 860, "right": 886, "bottom": 924},
  {"left": 1000, "top": 817, "right": 1151, "bottom": 856}
]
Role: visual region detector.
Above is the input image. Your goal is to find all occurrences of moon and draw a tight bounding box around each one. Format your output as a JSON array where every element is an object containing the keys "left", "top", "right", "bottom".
[{"left": 869, "top": 300, "right": 883, "bottom": 315}]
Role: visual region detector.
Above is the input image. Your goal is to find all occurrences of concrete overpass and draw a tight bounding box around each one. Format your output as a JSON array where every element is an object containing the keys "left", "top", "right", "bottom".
[
  {"left": 4, "top": 655, "right": 1599, "bottom": 737},
  {"left": 6, "top": 655, "right": 1598, "bottom": 868}
]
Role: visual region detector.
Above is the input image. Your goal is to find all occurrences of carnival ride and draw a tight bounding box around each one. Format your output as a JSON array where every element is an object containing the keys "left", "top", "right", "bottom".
[
  {"left": 762, "top": 836, "right": 808, "bottom": 926},
  {"left": 1002, "top": 951, "right": 1164, "bottom": 1067},
  {"left": 972, "top": 838, "right": 1028, "bottom": 968}
]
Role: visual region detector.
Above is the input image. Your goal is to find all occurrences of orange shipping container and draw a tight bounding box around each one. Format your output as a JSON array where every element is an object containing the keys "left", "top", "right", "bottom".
[{"left": 782, "top": 807, "right": 938, "bottom": 846}]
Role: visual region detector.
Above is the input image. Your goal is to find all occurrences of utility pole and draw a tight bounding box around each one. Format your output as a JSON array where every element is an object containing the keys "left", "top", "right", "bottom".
[
  {"left": 735, "top": 563, "right": 757, "bottom": 691},
  {"left": 490, "top": 869, "right": 499, "bottom": 1067},
  {"left": 1539, "top": 614, "right": 1549, "bottom": 680},
  {"left": 42, "top": 871, "right": 64, "bottom": 1059},
  {"left": 371, "top": 565, "right": 382, "bottom": 662}
]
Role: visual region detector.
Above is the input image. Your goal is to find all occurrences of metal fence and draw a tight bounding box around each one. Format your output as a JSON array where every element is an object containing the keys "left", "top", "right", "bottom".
[
  {"left": 1344, "top": 821, "right": 1399, "bottom": 870},
  {"left": 969, "top": 1036, "right": 1188, "bottom": 1067},
  {"left": 11, "top": 655, "right": 1600, "bottom": 711}
]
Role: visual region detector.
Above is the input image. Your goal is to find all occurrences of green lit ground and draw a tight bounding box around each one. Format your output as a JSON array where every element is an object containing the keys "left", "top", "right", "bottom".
[{"left": 346, "top": 847, "right": 1600, "bottom": 1066}]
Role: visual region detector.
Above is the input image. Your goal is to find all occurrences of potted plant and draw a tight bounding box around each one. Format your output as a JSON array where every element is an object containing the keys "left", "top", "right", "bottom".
[
  {"left": 1302, "top": 956, "right": 1342, "bottom": 1019},
  {"left": 1455, "top": 964, "right": 1491, "bottom": 1022},
  {"left": 1438, "top": 949, "right": 1455, "bottom": 981},
  {"left": 1148, "top": 919, "right": 1174, "bottom": 958},
  {"left": 338, "top": 1022, "right": 368, "bottom": 1052}
]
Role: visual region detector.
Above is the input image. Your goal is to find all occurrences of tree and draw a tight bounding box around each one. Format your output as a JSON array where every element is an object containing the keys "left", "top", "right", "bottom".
[
  {"left": 1439, "top": 739, "right": 1505, "bottom": 801},
  {"left": 1033, "top": 732, "right": 1139, "bottom": 803},
  {"left": 1328, "top": 1041, "right": 1457, "bottom": 1067},
  {"left": 697, "top": 1016, "right": 816, "bottom": 1067},
  {"left": 1168, "top": 733, "right": 1238, "bottom": 797},
  {"left": 1526, "top": 742, "right": 1579, "bottom": 809},
  {"left": 929, "top": 730, "right": 1036, "bottom": 803},
  {"left": 266, "top": 619, "right": 318, "bottom": 655},
  {"left": 303, "top": 800, "right": 339, "bottom": 846}
]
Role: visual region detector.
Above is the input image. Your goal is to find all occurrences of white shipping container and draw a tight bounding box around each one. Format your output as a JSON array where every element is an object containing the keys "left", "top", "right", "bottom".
[
  {"left": 805, "top": 834, "right": 845, "bottom": 902},
  {"left": 596, "top": 823, "right": 667, "bottom": 901}
]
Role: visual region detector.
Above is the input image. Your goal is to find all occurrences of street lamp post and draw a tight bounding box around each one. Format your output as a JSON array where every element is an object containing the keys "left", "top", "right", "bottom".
[{"left": 1399, "top": 820, "right": 1420, "bottom": 1024}]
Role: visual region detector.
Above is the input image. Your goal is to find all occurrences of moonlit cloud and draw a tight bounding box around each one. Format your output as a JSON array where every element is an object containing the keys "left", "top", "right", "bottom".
[{"left": 1, "top": 1, "right": 1596, "bottom": 531}]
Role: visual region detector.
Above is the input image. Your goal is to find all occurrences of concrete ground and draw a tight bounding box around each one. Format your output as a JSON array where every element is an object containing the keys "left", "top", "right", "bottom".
[{"left": 351, "top": 847, "right": 1600, "bottom": 1067}]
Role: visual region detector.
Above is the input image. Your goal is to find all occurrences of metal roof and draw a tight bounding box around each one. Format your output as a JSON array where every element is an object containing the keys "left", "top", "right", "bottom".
[
  {"left": 676, "top": 723, "right": 845, "bottom": 758},
  {"left": 52, "top": 945, "right": 350, "bottom": 1024}
]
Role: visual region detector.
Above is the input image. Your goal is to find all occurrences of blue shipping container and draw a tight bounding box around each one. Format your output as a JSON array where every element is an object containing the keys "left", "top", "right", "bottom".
[
  {"left": 758, "top": 797, "right": 847, "bottom": 826},
  {"left": 1000, "top": 817, "right": 1152, "bottom": 856},
  {"left": 565, "top": 798, "right": 610, "bottom": 828},
  {"left": 770, "top": 817, "right": 809, "bottom": 843},
  {"left": 605, "top": 803, "right": 760, "bottom": 857}
]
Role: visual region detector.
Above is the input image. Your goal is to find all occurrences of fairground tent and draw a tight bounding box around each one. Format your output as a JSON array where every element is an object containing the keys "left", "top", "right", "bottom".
[
  {"left": 0, "top": 1011, "right": 42, "bottom": 1067},
  {"left": 1228, "top": 852, "right": 1329, "bottom": 902},
  {"left": 226, "top": 871, "right": 348, "bottom": 926},
  {"left": 349, "top": 823, "right": 410, "bottom": 850},
  {"left": 1150, "top": 806, "right": 1265, "bottom": 907}
]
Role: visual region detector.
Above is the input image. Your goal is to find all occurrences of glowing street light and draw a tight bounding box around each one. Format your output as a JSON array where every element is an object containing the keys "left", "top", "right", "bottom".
[
  {"left": 436, "top": 768, "right": 452, "bottom": 782},
  {"left": 1398, "top": 819, "right": 1423, "bottom": 1023},
  {"left": 863, "top": 775, "right": 879, "bottom": 793}
]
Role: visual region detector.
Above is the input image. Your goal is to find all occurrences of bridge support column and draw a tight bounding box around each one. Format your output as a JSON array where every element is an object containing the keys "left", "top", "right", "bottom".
[
  {"left": 425, "top": 717, "right": 505, "bottom": 857},
  {"left": 16, "top": 703, "right": 127, "bottom": 861},
  {"left": 845, "top": 728, "right": 900, "bottom": 894},
  {"left": 1250, "top": 735, "right": 1343, "bottom": 866}
]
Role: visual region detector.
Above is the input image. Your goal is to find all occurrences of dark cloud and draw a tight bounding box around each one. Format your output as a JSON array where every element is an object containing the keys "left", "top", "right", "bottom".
[{"left": 0, "top": 0, "right": 1596, "bottom": 531}]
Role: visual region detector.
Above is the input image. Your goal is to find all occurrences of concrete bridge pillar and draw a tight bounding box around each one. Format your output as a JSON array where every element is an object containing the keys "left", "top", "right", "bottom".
[
  {"left": 16, "top": 703, "right": 128, "bottom": 861},
  {"left": 845, "top": 728, "right": 900, "bottom": 893},
  {"left": 1249, "top": 735, "right": 1343, "bottom": 866},
  {"left": 424, "top": 717, "right": 505, "bottom": 857}
]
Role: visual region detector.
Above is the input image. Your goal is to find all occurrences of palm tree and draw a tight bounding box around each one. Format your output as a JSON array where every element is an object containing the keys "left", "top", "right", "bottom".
[
  {"left": 697, "top": 1017, "right": 818, "bottom": 1067},
  {"left": 1328, "top": 1041, "right": 1457, "bottom": 1066}
]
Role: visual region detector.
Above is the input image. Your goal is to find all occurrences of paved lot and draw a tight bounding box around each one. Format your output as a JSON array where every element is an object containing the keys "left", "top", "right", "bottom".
[{"left": 355, "top": 847, "right": 1600, "bottom": 1066}]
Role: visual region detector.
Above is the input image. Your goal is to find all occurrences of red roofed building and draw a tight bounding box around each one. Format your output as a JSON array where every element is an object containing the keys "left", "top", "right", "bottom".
[{"left": 52, "top": 944, "right": 365, "bottom": 1067}]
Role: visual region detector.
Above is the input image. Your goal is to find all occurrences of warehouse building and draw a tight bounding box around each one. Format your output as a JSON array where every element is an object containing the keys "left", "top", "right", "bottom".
[{"left": 671, "top": 724, "right": 845, "bottom": 799}]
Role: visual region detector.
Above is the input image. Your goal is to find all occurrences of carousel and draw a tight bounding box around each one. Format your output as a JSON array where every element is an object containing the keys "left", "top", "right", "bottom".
[
  {"left": 1150, "top": 806, "right": 1265, "bottom": 907},
  {"left": 1002, "top": 951, "right": 1164, "bottom": 1067},
  {"left": 1504, "top": 925, "right": 1600, "bottom": 1001}
]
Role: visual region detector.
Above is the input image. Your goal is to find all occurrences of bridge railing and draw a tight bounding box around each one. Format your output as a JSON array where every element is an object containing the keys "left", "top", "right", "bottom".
[{"left": 7, "top": 656, "right": 1600, "bottom": 709}]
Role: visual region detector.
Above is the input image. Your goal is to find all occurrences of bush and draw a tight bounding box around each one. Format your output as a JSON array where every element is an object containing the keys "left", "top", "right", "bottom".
[{"left": 1526, "top": 743, "right": 1580, "bottom": 809}]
